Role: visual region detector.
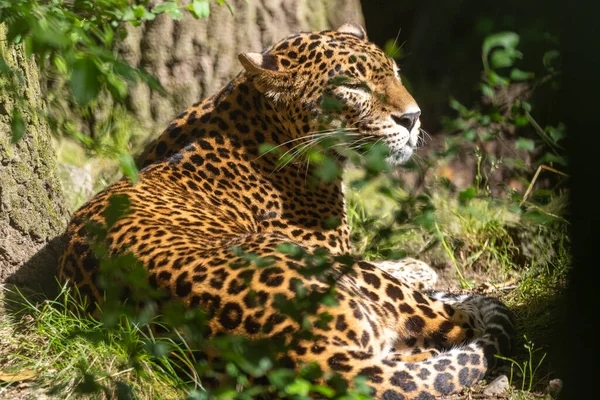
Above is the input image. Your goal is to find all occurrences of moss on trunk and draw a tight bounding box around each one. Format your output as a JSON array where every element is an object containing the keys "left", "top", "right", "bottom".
[{"left": 0, "top": 24, "right": 70, "bottom": 289}]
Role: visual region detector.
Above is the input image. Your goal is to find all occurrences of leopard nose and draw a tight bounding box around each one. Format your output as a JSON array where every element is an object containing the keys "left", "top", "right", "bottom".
[{"left": 391, "top": 111, "right": 421, "bottom": 132}]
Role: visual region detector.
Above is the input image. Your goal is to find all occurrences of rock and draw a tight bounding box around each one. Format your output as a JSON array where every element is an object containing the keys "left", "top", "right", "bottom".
[
  {"left": 56, "top": 162, "right": 95, "bottom": 211},
  {"left": 547, "top": 378, "right": 563, "bottom": 399},
  {"left": 483, "top": 375, "right": 509, "bottom": 396}
]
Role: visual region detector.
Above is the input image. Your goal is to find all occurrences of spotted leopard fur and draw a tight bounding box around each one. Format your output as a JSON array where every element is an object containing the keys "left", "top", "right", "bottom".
[{"left": 59, "top": 22, "right": 515, "bottom": 399}]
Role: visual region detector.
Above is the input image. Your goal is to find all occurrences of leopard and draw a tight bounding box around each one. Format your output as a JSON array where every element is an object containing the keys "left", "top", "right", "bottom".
[{"left": 58, "top": 22, "right": 515, "bottom": 399}]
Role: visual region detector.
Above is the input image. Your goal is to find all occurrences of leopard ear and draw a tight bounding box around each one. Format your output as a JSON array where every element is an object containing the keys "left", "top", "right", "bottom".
[
  {"left": 336, "top": 22, "right": 367, "bottom": 41},
  {"left": 238, "top": 52, "right": 290, "bottom": 98},
  {"left": 238, "top": 53, "right": 286, "bottom": 74}
]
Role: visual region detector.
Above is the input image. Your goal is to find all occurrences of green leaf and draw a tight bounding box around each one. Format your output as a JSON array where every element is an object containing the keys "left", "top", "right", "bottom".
[
  {"left": 133, "top": 5, "right": 147, "bottom": 18},
  {"left": 187, "top": 390, "right": 209, "bottom": 400},
  {"left": 414, "top": 209, "right": 436, "bottom": 230},
  {"left": 119, "top": 153, "right": 139, "bottom": 183},
  {"left": 10, "top": 108, "right": 25, "bottom": 143},
  {"left": 537, "top": 152, "right": 568, "bottom": 166},
  {"left": 448, "top": 97, "right": 467, "bottom": 112},
  {"left": 490, "top": 49, "right": 516, "bottom": 69},
  {"left": 333, "top": 254, "right": 355, "bottom": 268},
  {"left": 321, "top": 95, "right": 344, "bottom": 113},
  {"left": 126, "top": 5, "right": 157, "bottom": 21},
  {"left": 0, "top": 56, "right": 11, "bottom": 74},
  {"left": 515, "top": 138, "right": 535, "bottom": 151},
  {"left": 106, "top": 73, "right": 128, "bottom": 100},
  {"left": 268, "top": 368, "right": 295, "bottom": 388},
  {"left": 254, "top": 255, "right": 275, "bottom": 268},
  {"left": 324, "top": 217, "right": 341, "bottom": 229},
  {"left": 216, "top": 0, "right": 235, "bottom": 15},
  {"left": 285, "top": 379, "right": 311, "bottom": 395},
  {"left": 533, "top": 188, "right": 554, "bottom": 198},
  {"left": 519, "top": 100, "right": 532, "bottom": 113},
  {"left": 487, "top": 71, "right": 510, "bottom": 87},
  {"left": 459, "top": 187, "right": 476, "bottom": 205},
  {"left": 276, "top": 243, "right": 305, "bottom": 258},
  {"left": 546, "top": 124, "right": 566, "bottom": 143},
  {"left": 70, "top": 58, "right": 101, "bottom": 106},
  {"left": 510, "top": 68, "right": 535, "bottom": 81},
  {"left": 383, "top": 39, "right": 403, "bottom": 60},
  {"left": 482, "top": 32, "right": 520, "bottom": 61},
  {"left": 490, "top": 110, "right": 503, "bottom": 122},
  {"left": 52, "top": 55, "right": 68, "bottom": 75},
  {"left": 479, "top": 83, "right": 494, "bottom": 98},
  {"left": 145, "top": 341, "right": 171, "bottom": 357},
  {"left": 521, "top": 210, "right": 555, "bottom": 224},
  {"left": 103, "top": 194, "right": 131, "bottom": 229},
  {"left": 311, "top": 385, "right": 335, "bottom": 397},
  {"left": 299, "top": 363, "right": 324, "bottom": 380},
  {"left": 189, "top": 0, "right": 210, "bottom": 18},
  {"left": 477, "top": 114, "right": 491, "bottom": 126},
  {"left": 112, "top": 60, "right": 138, "bottom": 82},
  {"left": 152, "top": 2, "right": 183, "bottom": 19},
  {"left": 514, "top": 115, "right": 529, "bottom": 127},
  {"left": 543, "top": 50, "right": 560, "bottom": 70},
  {"left": 320, "top": 295, "right": 338, "bottom": 307},
  {"left": 363, "top": 142, "right": 390, "bottom": 173},
  {"left": 258, "top": 143, "right": 279, "bottom": 156},
  {"left": 315, "top": 156, "right": 342, "bottom": 183}
]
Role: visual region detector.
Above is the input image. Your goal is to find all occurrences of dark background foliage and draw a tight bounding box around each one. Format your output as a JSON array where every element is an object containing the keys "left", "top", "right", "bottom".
[
  {"left": 556, "top": 0, "right": 598, "bottom": 398},
  {"left": 364, "top": 1, "right": 598, "bottom": 396},
  {"left": 362, "top": 0, "right": 560, "bottom": 132}
]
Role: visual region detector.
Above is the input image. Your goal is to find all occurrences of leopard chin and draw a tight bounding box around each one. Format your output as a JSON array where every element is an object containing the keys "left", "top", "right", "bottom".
[{"left": 386, "top": 145, "right": 414, "bottom": 165}]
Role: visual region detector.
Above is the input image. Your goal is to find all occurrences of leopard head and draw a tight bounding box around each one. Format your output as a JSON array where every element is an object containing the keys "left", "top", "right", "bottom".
[{"left": 238, "top": 22, "right": 422, "bottom": 165}]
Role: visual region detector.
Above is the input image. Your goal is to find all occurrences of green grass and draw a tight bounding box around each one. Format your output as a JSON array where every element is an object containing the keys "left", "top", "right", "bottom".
[
  {"left": 346, "top": 166, "right": 568, "bottom": 275},
  {"left": 0, "top": 285, "right": 192, "bottom": 399}
]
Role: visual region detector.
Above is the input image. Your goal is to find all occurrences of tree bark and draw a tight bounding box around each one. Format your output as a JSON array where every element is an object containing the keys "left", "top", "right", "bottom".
[
  {"left": 0, "top": 24, "right": 70, "bottom": 291},
  {"left": 121, "top": 0, "right": 364, "bottom": 141}
]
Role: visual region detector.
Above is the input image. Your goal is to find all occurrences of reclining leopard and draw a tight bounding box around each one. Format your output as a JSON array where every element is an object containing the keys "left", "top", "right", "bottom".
[{"left": 59, "top": 22, "right": 514, "bottom": 399}]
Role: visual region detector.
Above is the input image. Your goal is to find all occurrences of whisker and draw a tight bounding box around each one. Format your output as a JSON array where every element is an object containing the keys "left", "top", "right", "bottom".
[
  {"left": 275, "top": 140, "right": 320, "bottom": 171},
  {"left": 271, "top": 130, "right": 351, "bottom": 164},
  {"left": 256, "top": 131, "right": 346, "bottom": 159},
  {"left": 409, "top": 153, "right": 428, "bottom": 172},
  {"left": 419, "top": 127, "right": 431, "bottom": 140},
  {"left": 313, "top": 133, "right": 377, "bottom": 158},
  {"left": 273, "top": 134, "right": 334, "bottom": 173},
  {"left": 391, "top": 27, "right": 402, "bottom": 59},
  {"left": 269, "top": 118, "right": 368, "bottom": 173},
  {"left": 349, "top": 135, "right": 378, "bottom": 148},
  {"left": 362, "top": 137, "right": 384, "bottom": 157},
  {"left": 256, "top": 126, "right": 361, "bottom": 158},
  {"left": 418, "top": 128, "right": 431, "bottom": 148}
]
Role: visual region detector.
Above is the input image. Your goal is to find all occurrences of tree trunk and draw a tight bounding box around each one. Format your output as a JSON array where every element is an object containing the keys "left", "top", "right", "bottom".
[
  {"left": 0, "top": 24, "right": 70, "bottom": 292},
  {"left": 122, "top": 0, "right": 364, "bottom": 141}
]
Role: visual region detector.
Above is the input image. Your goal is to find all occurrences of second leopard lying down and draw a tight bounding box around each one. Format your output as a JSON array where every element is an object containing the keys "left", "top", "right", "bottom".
[{"left": 59, "top": 22, "right": 515, "bottom": 399}]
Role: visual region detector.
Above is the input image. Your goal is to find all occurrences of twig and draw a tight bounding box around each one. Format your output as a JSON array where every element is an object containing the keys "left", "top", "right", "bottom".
[{"left": 520, "top": 164, "right": 568, "bottom": 206}]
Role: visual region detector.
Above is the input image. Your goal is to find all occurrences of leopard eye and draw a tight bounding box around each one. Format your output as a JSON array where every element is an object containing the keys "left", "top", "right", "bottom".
[
  {"left": 342, "top": 82, "right": 371, "bottom": 93},
  {"left": 330, "top": 76, "right": 371, "bottom": 93}
]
